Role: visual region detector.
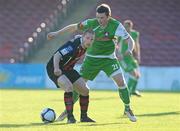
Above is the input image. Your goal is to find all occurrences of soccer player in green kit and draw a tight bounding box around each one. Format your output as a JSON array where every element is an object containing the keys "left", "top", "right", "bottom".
[
  {"left": 119, "top": 20, "right": 141, "bottom": 97},
  {"left": 47, "top": 4, "right": 137, "bottom": 122}
]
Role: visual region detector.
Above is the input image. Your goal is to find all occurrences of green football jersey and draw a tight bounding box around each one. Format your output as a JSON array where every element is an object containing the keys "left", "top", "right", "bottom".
[
  {"left": 119, "top": 30, "right": 139, "bottom": 72},
  {"left": 78, "top": 18, "right": 129, "bottom": 59},
  {"left": 120, "top": 30, "right": 139, "bottom": 54}
]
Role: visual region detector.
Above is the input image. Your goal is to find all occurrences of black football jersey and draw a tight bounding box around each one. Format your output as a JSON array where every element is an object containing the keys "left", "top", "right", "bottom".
[{"left": 47, "top": 35, "right": 86, "bottom": 70}]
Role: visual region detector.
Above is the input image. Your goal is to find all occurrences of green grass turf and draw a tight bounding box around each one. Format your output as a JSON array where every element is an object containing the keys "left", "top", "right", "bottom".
[{"left": 0, "top": 89, "right": 180, "bottom": 131}]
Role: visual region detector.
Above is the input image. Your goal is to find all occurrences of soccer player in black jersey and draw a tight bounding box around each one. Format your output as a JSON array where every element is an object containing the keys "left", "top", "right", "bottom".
[{"left": 46, "top": 29, "right": 95, "bottom": 124}]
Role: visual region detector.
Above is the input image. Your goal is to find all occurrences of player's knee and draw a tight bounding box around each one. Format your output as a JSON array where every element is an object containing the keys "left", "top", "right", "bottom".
[
  {"left": 63, "top": 85, "right": 73, "bottom": 92},
  {"left": 116, "top": 79, "right": 125, "bottom": 87},
  {"left": 57, "top": 77, "right": 73, "bottom": 92},
  {"left": 77, "top": 85, "right": 89, "bottom": 96},
  {"left": 65, "top": 87, "right": 73, "bottom": 92},
  {"left": 131, "top": 70, "right": 140, "bottom": 79},
  {"left": 82, "top": 87, "right": 89, "bottom": 96}
]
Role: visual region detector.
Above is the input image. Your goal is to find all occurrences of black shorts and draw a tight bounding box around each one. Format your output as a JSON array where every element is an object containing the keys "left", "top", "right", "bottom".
[{"left": 46, "top": 63, "right": 81, "bottom": 88}]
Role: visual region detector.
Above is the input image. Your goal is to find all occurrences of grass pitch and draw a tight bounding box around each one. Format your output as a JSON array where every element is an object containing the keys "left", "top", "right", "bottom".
[{"left": 0, "top": 89, "right": 180, "bottom": 131}]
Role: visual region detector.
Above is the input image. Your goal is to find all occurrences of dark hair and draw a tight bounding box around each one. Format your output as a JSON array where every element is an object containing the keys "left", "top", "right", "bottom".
[
  {"left": 124, "top": 20, "right": 133, "bottom": 27},
  {"left": 96, "top": 4, "right": 111, "bottom": 16}
]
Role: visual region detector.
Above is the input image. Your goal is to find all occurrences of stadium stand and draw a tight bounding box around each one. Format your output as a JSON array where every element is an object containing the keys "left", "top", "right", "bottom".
[
  {"left": 0, "top": 0, "right": 77, "bottom": 63},
  {"left": 94, "top": 0, "right": 180, "bottom": 66},
  {"left": 0, "top": 0, "right": 179, "bottom": 66}
]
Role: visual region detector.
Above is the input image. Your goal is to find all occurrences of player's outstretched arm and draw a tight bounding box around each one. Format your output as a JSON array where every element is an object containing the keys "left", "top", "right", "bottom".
[{"left": 47, "top": 23, "right": 78, "bottom": 40}]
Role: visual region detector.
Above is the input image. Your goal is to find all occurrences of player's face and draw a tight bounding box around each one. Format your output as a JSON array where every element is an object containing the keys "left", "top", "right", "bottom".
[
  {"left": 124, "top": 23, "right": 132, "bottom": 32},
  {"left": 83, "top": 33, "right": 94, "bottom": 48},
  {"left": 96, "top": 13, "right": 109, "bottom": 27}
]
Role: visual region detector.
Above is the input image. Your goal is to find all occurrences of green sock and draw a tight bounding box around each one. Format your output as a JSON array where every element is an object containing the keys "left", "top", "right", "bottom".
[
  {"left": 73, "top": 90, "right": 79, "bottom": 104},
  {"left": 131, "top": 80, "right": 138, "bottom": 93},
  {"left": 118, "top": 88, "right": 130, "bottom": 110},
  {"left": 128, "top": 77, "right": 138, "bottom": 94}
]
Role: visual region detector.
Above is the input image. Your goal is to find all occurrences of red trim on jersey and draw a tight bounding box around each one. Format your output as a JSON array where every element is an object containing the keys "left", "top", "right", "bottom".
[{"left": 64, "top": 46, "right": 86, "bottom": 70}]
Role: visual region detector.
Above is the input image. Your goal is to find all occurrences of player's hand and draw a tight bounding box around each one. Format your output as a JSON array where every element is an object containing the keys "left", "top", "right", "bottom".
[
  {"left": 54, "top": 68, "right": 62, "bottom": 76},
  {"left": 47, "top": 32, "right": 57, "bottom": 40}
]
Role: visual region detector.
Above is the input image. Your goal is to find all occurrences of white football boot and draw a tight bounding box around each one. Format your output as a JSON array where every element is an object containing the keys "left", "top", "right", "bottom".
[
  {"left": 56, "top": 110, "right": 67, "bottom": 121},
  {"left": 124, "top": 109, "right": 137, "bottom": 122}
]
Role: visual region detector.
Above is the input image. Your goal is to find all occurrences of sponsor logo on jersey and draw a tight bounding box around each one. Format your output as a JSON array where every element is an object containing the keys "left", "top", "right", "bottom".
[
  {"left": 104, "top": 32, "right": 109, "bottom": 37},
  {"left": 60, "top": 46, "right": 73, "bottom": 55}
]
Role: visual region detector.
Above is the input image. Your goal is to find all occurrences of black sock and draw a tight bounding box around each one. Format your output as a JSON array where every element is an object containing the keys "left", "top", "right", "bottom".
[
  {"left": 64, "top": 92, "right": 73, "bottom": 119},
  {"left": 80, "top": 95, "right": 89, "bottom": 118}
]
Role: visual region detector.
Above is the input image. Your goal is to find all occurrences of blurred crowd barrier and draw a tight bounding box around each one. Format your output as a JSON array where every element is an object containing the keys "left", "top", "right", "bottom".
[
  {"left": 0, "top": 64, "right": 46, "bottom": 88},
  {"left": 1, "top": 64, "right": 180, "bottom": 91}
]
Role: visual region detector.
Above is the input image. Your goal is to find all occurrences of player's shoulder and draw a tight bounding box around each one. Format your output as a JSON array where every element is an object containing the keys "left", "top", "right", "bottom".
[
  {"left": 78, "top": 18, "right": 98, "bottom": 29},
  {"left": 57, "top": 41, "right": 74, "bottom": 56},
  {"left": 109, "top": 18, "right": 125, "bottom": 30},
  {"left": 87, "top": 18, "right": 98, "bottom": 25},
  {"left": 109, "top": 17, "right": 121, "bottom": 25},
  {"left": 131, "top": 29, "right": 140, "bottom": 35}
]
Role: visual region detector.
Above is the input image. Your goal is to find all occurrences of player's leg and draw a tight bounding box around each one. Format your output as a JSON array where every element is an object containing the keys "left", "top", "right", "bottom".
[
  {"left": 104, "top": 59, "right": 137, "bottom": 122},
  {"left": 128, "top": 69, "right": 141, "bottom": 96},
  {"left": 104, "top": 59, "right": 130, "bottom": 109},
  {"left": 127, "top": 69, "right": 137, "bottom": 94},
  {"left": 120, "top": 58, "right": 141, "bottom": 96},
  {"left": 58, "top": 56, "right": 100, "bottom": 121},
  {"left": 46, "top": 64, "right": 76, "bottom": 123},
  {"left": 127, "top": 59, "right": 141, "bottom": 96},
  {"left": 73, "top": 77, "right": 95, "bottom": 122},
  {"left": 112, "top": 73, "right": 137, "bottom": 122},
  {"left": 46, "top": 64, "right": 70, "bottom": 122},
  {"left": 57, "top": 75, "right": 76, "bottom": 123},
  {"left": 56, "top": 90, "right": 79, "bottom": 122},
  {"left": 73, "top": 90, "right": 80, "bottom": 104},
  {"left": 119, "top": 59, "right": 135, "bottom": 95},
  {"left": 65, "top": 69, "right": 95, "bottom": 122},
  {"left": 57, "top": 56, "right": 100, "bottom": 122}
]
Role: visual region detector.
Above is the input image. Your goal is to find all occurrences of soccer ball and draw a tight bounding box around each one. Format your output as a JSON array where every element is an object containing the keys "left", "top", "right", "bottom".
[{"left": 40, "top": 108, "right": 56, "bottom": 123}]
